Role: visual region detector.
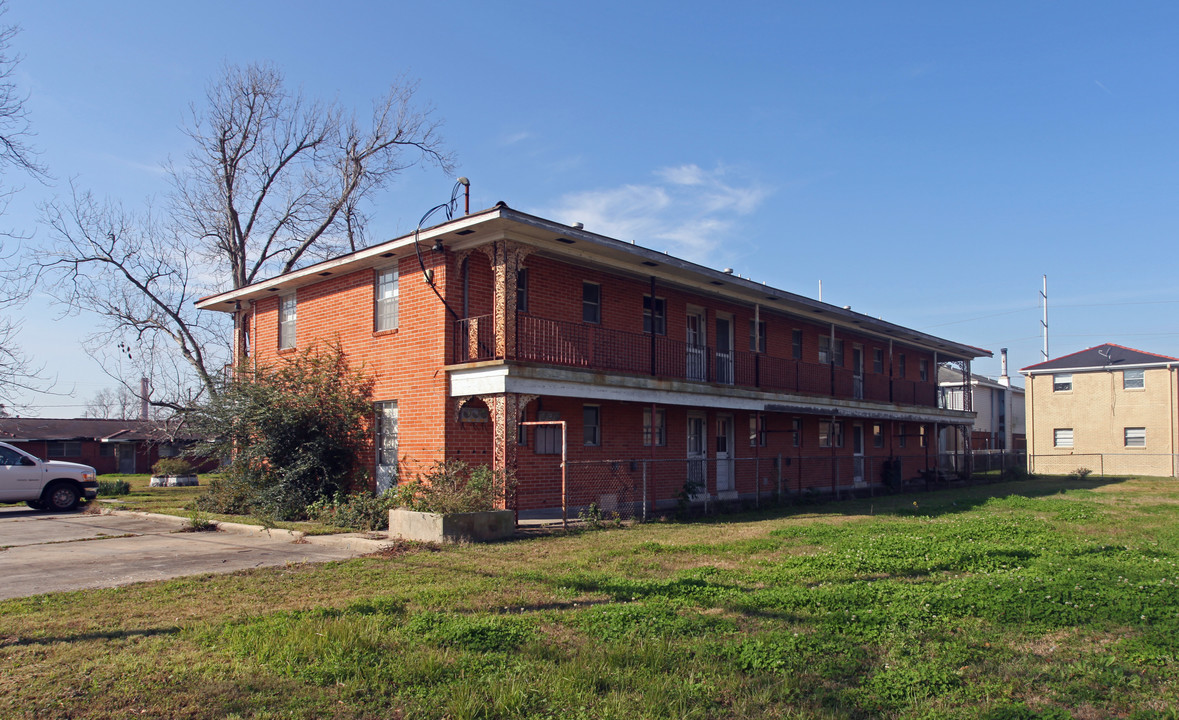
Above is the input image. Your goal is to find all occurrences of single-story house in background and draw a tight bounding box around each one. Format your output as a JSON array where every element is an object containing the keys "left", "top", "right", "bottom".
[{"left": 0, "top": 418, "right": 199, "bottom": 475}]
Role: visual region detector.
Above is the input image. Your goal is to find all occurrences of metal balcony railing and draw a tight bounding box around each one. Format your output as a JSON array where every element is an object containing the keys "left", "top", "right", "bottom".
[{"left": 452, "top": 314, "right": 938, "bottom": 406}]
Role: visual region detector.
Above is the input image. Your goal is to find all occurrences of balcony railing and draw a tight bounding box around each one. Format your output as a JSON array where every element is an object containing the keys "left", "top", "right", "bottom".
[{"left": 453, "top": 314, "right": 938, "bottom": 406}]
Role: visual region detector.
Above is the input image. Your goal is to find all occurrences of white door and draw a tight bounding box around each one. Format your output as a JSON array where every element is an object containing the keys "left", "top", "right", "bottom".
[
  {"left": 853, "top": 424, "right": 866, "bottom": 485},
  {"left": 716, "top": 415, "right": 734, "bottom": 494},
  {"left": 375, "top": 401, "right": 399, "bottom": 493},
  {"left": 686, "top": 414, "right": 707, "bottom": 498},
  {"left": 686, "top": 309, "right": 706, "bottom": 381},
  {"left": 715, "top": 316, "right": 734, "bottom": 385}
]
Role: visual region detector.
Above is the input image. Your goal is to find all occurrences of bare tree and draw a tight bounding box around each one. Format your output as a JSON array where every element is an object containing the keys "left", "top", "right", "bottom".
[
  {"left": 37, "top": 63, "right": 451, "bottom": 409},
  {"left": 83, "top": 385, "right": 140, "bottom": 419},
  {"left": 0, "top": 0, "right": 48, "bottom": 412}
]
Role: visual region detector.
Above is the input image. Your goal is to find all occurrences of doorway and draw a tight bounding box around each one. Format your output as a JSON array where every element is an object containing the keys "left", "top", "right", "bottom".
[
  {"left": 715, "top": 414, "right": 735, "bottom": 496},
  {"left": 375, "top": 401, "right": 399, "bottom": 493},
  {"left": 715, "top": 315, "right": 733, "bottom": 384},
  {"left": 687, "top": 413, "right": 707, "bottom": 499},
  {"left": 853, "top": 424, "right": 865, "bottom": 486},
  {"left": 686, "top": 308, "right": 706, "bottom": 381}
]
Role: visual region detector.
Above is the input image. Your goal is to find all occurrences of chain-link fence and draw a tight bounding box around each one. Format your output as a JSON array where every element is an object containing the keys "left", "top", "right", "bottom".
[
  {"left": 515, "top": 450, "right": 1174, "bottom": 525},
  {"left": 521, "top": 452, "right": 1033, "bottom": 524},
  {"left": 1028, "top": 453, "right": 1178, "bottom": 478}
]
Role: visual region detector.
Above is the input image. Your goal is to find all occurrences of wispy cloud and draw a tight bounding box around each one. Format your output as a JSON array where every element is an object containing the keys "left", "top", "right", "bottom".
[
  {"left": 500, "top": 130, "right": 532, "bottom": 146},
  {"left": 541, "top": 164, "right": 771, "bottom": 264}
]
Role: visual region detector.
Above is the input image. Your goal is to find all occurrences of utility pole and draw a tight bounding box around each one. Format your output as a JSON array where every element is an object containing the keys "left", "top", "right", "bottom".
[{"left": 1040, "top": 275, "right": 1049, "bottom": 362}]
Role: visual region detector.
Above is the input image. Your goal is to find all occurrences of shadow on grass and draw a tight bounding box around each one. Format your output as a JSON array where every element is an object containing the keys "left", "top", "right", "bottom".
[
  {"left": 0, "top": 625, "right": 181, "bottom": 648},
  {"left": 684, "top": 474, "right": 1138, "bottom": 524}
]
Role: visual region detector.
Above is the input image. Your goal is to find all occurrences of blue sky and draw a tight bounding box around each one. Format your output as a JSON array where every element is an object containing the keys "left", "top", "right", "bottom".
[{"left": 5, "top": 1, "right": 1179, "bottom": 414}]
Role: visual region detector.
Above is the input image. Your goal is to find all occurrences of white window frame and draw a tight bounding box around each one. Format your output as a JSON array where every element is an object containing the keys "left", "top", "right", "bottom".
[
  {"left": 1123, "top": 369, "right": 1145, "bottom": 390},
  {"left": 1053, "top": 428, "right": 1074, "bottom": 448},
  {"left": 278, "top": 293, "right": 297, "bottom": 350},
  {"left": 1124, "top": 427, "right": 1146, "bottom": 448},
  {"left": 375, "top": 267, "right": 399, "bottom": 332},
  {"left": 1053, "top": 373, "right": 1072, "bottom": 392}
]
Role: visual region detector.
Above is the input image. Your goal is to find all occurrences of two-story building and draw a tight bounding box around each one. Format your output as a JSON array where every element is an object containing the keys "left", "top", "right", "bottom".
[
  {"left": 1022, "top": 343, "right": 1179, "bottom": 477},
  {"left": 939, "top": 349, "right": 1026, "bottom": 452},
  {"left": 196, "top": 203, "right": 988, "bottom": 517}
]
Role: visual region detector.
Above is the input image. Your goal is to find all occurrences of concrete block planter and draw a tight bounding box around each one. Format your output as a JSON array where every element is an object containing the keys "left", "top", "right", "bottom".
[
  {"left": 149, "top": 474, "right": 200, "bottom": 487},
  {"left": 389, "top": 508, "right": 515, "bottom": 543}
]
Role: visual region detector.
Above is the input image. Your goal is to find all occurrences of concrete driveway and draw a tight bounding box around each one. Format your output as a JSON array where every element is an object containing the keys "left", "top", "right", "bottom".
[{"left": 0, "top": 506, "right": 390, "bottom": 600}]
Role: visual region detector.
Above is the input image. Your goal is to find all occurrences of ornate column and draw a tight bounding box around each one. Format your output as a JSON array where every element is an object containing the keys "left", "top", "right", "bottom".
[
  {"left": 478, "top": 240, "right": 534, "bottom": 359},
  {"left": 486, "top": 392, "right": 538, "bottom": 509}
]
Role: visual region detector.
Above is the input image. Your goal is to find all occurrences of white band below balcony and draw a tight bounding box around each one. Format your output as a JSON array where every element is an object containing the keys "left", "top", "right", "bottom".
[{"left": 448, "top": 363, "right": 973, "bottom": 425}]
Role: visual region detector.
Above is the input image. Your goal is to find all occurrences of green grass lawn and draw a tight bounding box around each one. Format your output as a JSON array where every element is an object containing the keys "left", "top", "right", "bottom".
[
  {"left": 3, "top": 475, "right": 1178, "bottom": 719},
  {"left": 92, "top": 474, "right": 348, "bottom": 534}
]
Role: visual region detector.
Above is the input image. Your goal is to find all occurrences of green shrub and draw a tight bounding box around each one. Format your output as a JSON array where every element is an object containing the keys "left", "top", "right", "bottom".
[
  {"left": 392, "top": 460, "right": 512, "bottom": 515},
  {"left": 152, "top": 457, "right": 194, "bottom": 476},
  {"left": 96, "top": 479, "right": 130, "bottom": 496},
  {"left": 308, "top": 491, "right": 398, "bottom": 531},
  {"left": 189, "top": 343, "right": 374, "bottom": 521}
]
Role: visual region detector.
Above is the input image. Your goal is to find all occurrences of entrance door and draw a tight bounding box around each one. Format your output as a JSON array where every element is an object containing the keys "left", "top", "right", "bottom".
[
  {"left": 117, "top": 444, "right": 136, "bottom": 474},
  {"left": 715, "top": 415, "right": 734, "bottom": 494},
  {"left": 686, "top": 413, "right": 707, "bottom": 499},
  {"left": 375, "top": 401, "right": 399, "bottom": 493},
  {"left": 715, "top": 316, "right": 734, "bottom": 385},
  {"left": 686, "top": 309, "right": 706, "bottom": 381},
  {"left": 853, "top": 345, "right": 864, "bottom": 400},
  {"left": 853, "top": 424, "right": 866, "bottom": 486}
]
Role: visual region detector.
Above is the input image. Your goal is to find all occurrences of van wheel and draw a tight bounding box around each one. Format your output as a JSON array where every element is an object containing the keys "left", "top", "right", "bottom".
[
  {"left": 43, "top": 483, "right": 80, "bottom": 512},
  {"left": 26, "top": 500, "right": 45, "bottom": 510}
]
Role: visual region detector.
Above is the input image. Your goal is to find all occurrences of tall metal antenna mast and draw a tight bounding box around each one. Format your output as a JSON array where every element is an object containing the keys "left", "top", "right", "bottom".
[{"left": 1040, "top": 274, "right": 1049, "bottom": 362}]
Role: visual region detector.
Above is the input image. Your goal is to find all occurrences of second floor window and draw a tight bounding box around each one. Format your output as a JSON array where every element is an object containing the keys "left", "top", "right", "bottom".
[
  {"left": 279, "top": 294, "right": 297, "bottom": 349},
  {"left": 375, "top": 268, "right": 398, "bottom": 332},
  {"left": 1053, "top": 373, "right": 1072, "bottom": 392},
  {"left": 643, "top": 295, "right": 666, "bottom": 335},
  {"left": 1123, "top": 369, "right": 1144, "bottom": 390},
  {"left": 819, "top": 336, "right": 844, "bottom": 366},
  {"left": 897, "top": 354, "right": 907, "bottom": 379},
  {"left": 792, "top": 329, "right": 803, "bottom": 359},
  {"left": 749, "top": 320, "right": 766, "bottom": 352},
  {"left": 582, "top": 282, "right": 601, "bottom": 324},
  {"left": 919, "top": 359, "right": 929, "bottom": 382},
  {"left": 517, "top": 268, "right": 529, "bottom": 313},
  {"left": 874, "top": 348, "right": 884, "bottom": 374}
]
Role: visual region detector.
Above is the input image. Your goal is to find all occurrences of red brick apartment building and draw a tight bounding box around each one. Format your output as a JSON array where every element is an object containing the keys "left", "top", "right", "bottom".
[{"left": 196, "top": 203, "right": 987, "bottom": 518}]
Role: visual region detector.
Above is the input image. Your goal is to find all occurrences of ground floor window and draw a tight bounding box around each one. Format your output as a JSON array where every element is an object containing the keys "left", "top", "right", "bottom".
[
  {"left": 47, "top": 441, "right": 82, "bottom": 458},
  {"left": 872, "top": 423, "right": 884, "bottom": 448},
  {"left": 643, "top": 407, "right": 666, "bottom": 447},
  {"left": 583, "top": 406, "right": 601, "bottom": 446},
  {"left": 1124, "top": 427, "right": 1145, "bottom": 448},
  {"left": 749, "top": 414, "right": 767, "bottom": 447},
  {"left": 1053, "top": 428, "right": 1073, "bottom": 448},
  {"left": 819, "top": 420, "right": 844, "bottom": 449}
]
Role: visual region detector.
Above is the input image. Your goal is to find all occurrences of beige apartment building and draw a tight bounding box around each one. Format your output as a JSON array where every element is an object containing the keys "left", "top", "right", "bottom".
[{"left": 1022, "top": 344, "right": 1179, "bottom": 477}]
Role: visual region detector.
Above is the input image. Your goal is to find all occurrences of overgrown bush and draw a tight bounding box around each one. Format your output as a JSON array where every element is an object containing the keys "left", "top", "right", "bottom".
[
  {"left": 151, "top": 458, "right": 194, "bottom": 476},
  {"left": 308, "top": 491, "right": 398, "bottom": 531},
  {"left": 190, "top": 344, "right": 374, "bottom": 522},
  {"left": 1070, "top": 467, "right": 1093, "bottom": 480},
  {"left": 96, "top": 479, "right": 130, "bottom": 496},
  {"left": 392, "top": 460, "right": 512, "bottom": 514}
]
